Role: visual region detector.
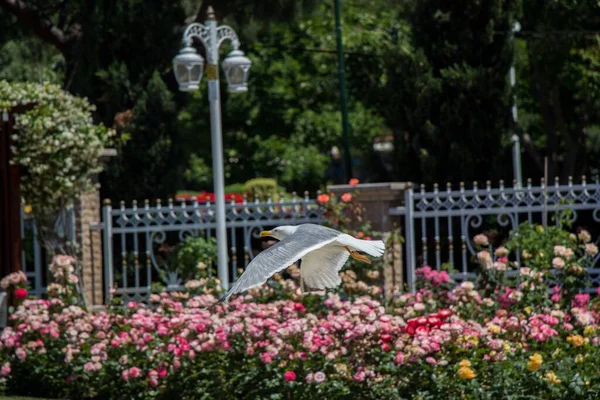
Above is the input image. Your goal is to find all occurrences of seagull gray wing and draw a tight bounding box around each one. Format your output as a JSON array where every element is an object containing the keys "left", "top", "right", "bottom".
[{"left": 222, "top": 224, "right": 341, "bottom": 301}]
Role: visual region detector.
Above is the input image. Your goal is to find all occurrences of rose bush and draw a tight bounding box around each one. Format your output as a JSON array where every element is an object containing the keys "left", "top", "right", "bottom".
[{"left": 1, "top": 219, "right": 600, "bottom": 398}]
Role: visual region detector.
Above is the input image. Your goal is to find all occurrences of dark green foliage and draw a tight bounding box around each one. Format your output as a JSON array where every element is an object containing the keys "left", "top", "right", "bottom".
[
  {"left": 345, "top": 0, "right": 517, "bottom": 184},
  {"left": 174, "top": 235, "right": 217, "bottom": 281},
  {"left": 101, "top": 72, "right": 183, "bottom": 202}
]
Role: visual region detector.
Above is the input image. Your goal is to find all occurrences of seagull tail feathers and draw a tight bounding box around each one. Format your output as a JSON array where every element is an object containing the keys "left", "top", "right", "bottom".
[{"left": 353, "top": 238, "right": 385, "bottom": 257}]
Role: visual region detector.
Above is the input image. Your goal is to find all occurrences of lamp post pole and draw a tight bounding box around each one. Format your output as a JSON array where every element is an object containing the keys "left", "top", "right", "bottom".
[
  {"left": 334, "top": 0, "right": 353, "bottom": 182},
  {"left": 510, "top": 21, "right": 523, "bottom": 189},
  {"left": 174, "top": 7, "right": 252, "bottom": 291},
  {"left": 205, "top": 12, "right": 229, "bottom": 291}
]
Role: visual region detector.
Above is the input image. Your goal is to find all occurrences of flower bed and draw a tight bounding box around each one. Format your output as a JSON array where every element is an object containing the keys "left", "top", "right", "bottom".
[{"left": 2, "top": 217, "right": 600, "bottom": 398}]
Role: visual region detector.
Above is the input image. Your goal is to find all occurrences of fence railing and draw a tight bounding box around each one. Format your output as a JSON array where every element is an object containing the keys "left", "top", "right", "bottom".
[
  {"left": 102, "top": 195, "right": 326, "bottom": 303},
  {"left": 397, "top": 177, "right": 600, "bottom": 292}
]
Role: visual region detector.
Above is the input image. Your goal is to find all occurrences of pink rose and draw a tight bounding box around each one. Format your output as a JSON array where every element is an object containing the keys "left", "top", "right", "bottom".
[
  {"left": 1, "top": 362, "right": 11, "bottom": 376},
  {"left": 260, "top": 353, "right": 273, "bottom": 364},
  {"left": 128, "top": 367, "right": 141, "bottom": 378},
  {"left": 15, "top": 348, "right": 26, "bottom": 361},
  {"left": 353, "top": 371, "right": 366, "bottom": 382},
  {"left": 284, "top": 371, "right": 296, "bottom": 382},
  {"left": 395, "top": 352, "right": 405, "bottom": 365},
  {"left": 313, "top": 371, "right": 326, "bottom": 383}
]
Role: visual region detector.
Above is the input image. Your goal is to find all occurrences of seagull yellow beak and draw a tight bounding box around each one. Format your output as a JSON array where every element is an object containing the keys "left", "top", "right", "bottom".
[{"left": 259, "top": 230, "right": 273, "bottom": 238}]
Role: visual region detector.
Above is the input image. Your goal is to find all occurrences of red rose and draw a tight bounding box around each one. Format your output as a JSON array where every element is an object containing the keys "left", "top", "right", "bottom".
[
  {"left": 14, "top": 288, "right": 27, "bottom": 300},
  {"left": 317, "top": 194, "right": 330, "bottom": 204},
  {"left": 349, "top": 178, "right": 359, "bottom": 186},
  {"left": 380, "top": 334, "right": 393, "bottom": 343},
  {"left": 340, "top": 192, "right": 353, "bottom": 203},
  {"left": 284, "top": 371, "right": 296, "bottom": 382},
  {"left": 407, "top": 319, "right": 419, "bottom": 329}
]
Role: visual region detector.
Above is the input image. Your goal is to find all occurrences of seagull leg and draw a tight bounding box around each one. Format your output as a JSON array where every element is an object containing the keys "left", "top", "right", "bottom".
[
  {"left": 299, "top": 259, "right": 305, "bottom": 294},
  {"left": 345, "top": 246, "right": 371, "bottom": 264}
]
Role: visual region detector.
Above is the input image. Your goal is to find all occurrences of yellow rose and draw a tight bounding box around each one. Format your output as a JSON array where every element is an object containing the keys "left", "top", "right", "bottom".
[
  {"left": 544, "top": 371, "right": 561, "bottom": 385},
  {"left": 488, "top": 324, "right": 501, "bottom": 334},
  {"left": 458, "top": 359, "right": 471, "bottom": 368},
  {"left": 575, "top": 354, "right": 584, "bottom": 364},
  {"left": 458, "top": 366, "right": 476, "bottom": 380},
  {"left": 567, "top": 335, "right": 585, "bottom": 347},
  {"left": 24, "top": 204, "right": 32, "bottom": 214},
  {"left": 527, "top": 353, "right": 543, "bottom": 372},
  {"left": 524, "top": 306, "right": 532, "bottom": 315},
  {"left": 536, "top": 225, "right": 544, "bottom": 233},
  {"left": 584, "top": 326, "right": 596, "bottom": 337}
]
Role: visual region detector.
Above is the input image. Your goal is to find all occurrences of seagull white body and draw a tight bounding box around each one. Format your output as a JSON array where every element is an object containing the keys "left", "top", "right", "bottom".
[{"left": 222, "top": 224, "right": 385, "bottom": 301}]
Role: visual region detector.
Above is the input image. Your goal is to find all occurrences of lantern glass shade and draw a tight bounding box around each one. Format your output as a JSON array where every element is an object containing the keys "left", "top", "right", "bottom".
[
  {"left": 173, "top": 46, "right": 204, "bottom": 92},
  {"left": 222, "top": 50, "right": 252, "bottom": 93}
]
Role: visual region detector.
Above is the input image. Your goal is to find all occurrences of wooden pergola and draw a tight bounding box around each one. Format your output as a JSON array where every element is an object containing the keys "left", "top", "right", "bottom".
[{"left": 0, "top": 103, "right": 36, "bottom": 277}]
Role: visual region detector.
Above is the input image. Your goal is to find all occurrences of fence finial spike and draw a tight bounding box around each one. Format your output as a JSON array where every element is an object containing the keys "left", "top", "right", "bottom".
[
  {"left": 103, "top": 199, "right": 112, "bottom": 205},
  {"left": 156, "top": 198, "right": 162, "bottom": 205},
  {"left": 132, "top": 200, "right": 138, "bottom": 206},
  {"left": 120, "top": 200, "right": 125, "bottom": 206},
  {"left": 144, "top": 199, "right": 149, "bottom": 205}
]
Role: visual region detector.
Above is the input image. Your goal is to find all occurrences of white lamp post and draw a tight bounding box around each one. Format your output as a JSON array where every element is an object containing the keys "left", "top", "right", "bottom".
[{"left": 173, "top": 7, "right": 251, "bottom": 290}]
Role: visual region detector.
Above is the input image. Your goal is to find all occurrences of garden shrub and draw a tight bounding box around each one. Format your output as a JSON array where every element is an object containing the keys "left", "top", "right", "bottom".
[
  {"left": 0, "top": 80, "right": 115, "bottom": 220},
  {"left": 173, "top": 236, "right": 218, "bottom": 282},
  {"left": 243, "top": 178, "right": 279, "bottom": 201}
]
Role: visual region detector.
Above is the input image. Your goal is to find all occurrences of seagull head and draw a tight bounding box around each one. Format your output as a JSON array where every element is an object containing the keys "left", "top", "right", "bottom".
[{"left": 260, "top": 225, "right": 298, "bottom": 241}]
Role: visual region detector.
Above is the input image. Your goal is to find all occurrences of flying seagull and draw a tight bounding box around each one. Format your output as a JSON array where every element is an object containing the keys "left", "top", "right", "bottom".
[{"left": 221, "top": 224, "right": 385, "bottom": 301}]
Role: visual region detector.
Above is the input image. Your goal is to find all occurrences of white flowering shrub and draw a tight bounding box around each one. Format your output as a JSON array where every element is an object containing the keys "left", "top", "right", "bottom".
[{"left": 0, "top": 80, "right": 115, "bottom": 217}]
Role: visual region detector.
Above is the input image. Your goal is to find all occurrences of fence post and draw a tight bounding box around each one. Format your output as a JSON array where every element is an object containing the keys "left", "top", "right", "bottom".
[
  {"left": 404, "top": 183, "right": 416, "bottom": 292},
  {"left": 102, "top": 200, "right": 113, "bottom": 304}
]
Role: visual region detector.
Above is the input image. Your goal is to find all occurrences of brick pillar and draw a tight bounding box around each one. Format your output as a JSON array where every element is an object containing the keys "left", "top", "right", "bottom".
[
  {"left": 74, "top": 148, "right": 116, "bottom": 306},
  {"left": 383, "top": 232, "right": 403, "bottom": 297},
  {"left": 327, "top": 182, "right": 406, "bottom": 232},
  {"left": 74, "top": 189, "right": 103, "bottom": 306},
  {"left": 327, "top": 182, "right": 407, "bottom": 295}
]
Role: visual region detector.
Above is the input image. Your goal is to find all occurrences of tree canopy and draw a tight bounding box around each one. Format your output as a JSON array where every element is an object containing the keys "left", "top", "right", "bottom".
[{"left": 2, "top": 0, "right": 599, "bottom": 201}]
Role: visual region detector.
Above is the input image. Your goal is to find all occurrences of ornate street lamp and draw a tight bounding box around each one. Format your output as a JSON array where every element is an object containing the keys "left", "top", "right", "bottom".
[{"left": 173, "top": 7, "right": 252, "bottom": 290}]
